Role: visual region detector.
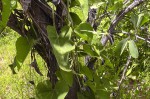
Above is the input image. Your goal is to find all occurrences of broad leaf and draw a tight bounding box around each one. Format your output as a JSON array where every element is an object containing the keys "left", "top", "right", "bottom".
[
  {"left": 70, "top": 6, "right": 84, "bottom": 21},
  {"left": 77, "top": 0, "right": 89, "bottom": 21},
  {"left": 9, "top": 36, "right": 33, "bottom": 72},
  {"left": 47, "top": 25, "right": 58, "bottom": 42},
  {"left": 115, "top": 38, "right": 129, "bottom": 56},
  {"left": 83, "top": 44, "right": 99, "bottom": 57},
  {"left": 0, "top": 0, "right": 17, "bottom": 32},
  {"left": 128, "top": 40, "right": 139, "bottom": 58},
  {"left": 126, "top": 67, "right": 132, "bottom": 76},
  {"left": 59, "top": 26, "right": 72, "bottom": 40},
  {"left": 55, "top": 80, "right": 69, "bottom": 99},
  {"left": 36, "top": 80, "right": 57, "bottom": 99},
  {"left": 130, "top": 13, "right": 138, "bottom": 29},
  {"left": 81, "top": 66, "right": 93, "bottom": 81},
  {"left": 75, "top": 23, "right": 93, "bottom": 43},
  {"left": 0, "top": 0, "right": 11, "bottom": 32},
  {"left": 137, "top": 14, "right": 149, "bottom": 27},
  {"left": 79, "top": 82, "right": 96, "bottom": 99},
  {"left": 59, "top": 70, "right": 73, "bottom": 86},
  {"left": 53, "top": 39, "right": 75, "bottom": 54},
  {"left": 78, "top": 92, "right": 87, "bottom": 99},
  {"left": 47, "top": 25, "right": 75, "bottom": 72},
  {"left": 70, "top": 12, "right": 82, "bottom": 26},
  {"left": 36, "top": 80, "right": 69, "bottom": 99},
  {"left": 57, "top": 92, "right": 68, "bottom": 99},
  {"left": 101, "top": 55, "right": 113, "bottom": 68},
  {"left": 47, "top": 25, "right": 74, "bottom": 55},
  {"left": 95, "top": 90, "right": 110, "bottom": 99},
  {"left": 16, "top": 37, "right": 32, "bottom": 63},
  {"left": 120, "top": 40, "right": 128, "bottom": 55}
]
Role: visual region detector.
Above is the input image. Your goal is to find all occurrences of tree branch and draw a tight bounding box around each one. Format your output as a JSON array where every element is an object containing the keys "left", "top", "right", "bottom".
[
  {"left": 116, "top": 55, "right": 132, "bottom": 98},
  {"left": 135, "top": 35, "right": 150, "bottom": 44},
  {"left": 101, "top": 0, "right": 145, "bottom": 45}
]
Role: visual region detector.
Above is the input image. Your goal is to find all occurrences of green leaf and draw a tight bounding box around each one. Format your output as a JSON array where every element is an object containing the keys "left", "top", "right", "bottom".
[
  {"left": 59, "top": 26, "right": 72, "bottom": 40},
  {"left": 10, "top": 37, "right": 33, "bottom": 72},
  {"left": 36, "top": 80, "right": 69, "bottom": 99},
  {"left": 55, "top": 80, "right": 69, "bottom": 93},
  {"left": 58, "top": 92, "right": 68, "bottom": 99},
  {"left": 108, "top": 1, "right": 123, "bottom": 12},
  {"left": 11, "top": 0, "right": 17, "bottom": 9},
  {"left": 78, "top": 92, "right": 87, "bottom": 99},
  {"left": 53, "top": 39, "right": 75, "bottom": 54},
  {"left": 47, "top": 25, "right": 75, "bottom": 72},
  {"left": 126, "top": 67, "right": 132, "bottom": 76},
  {"left": 9, "top": 57, "right": 20, "bottom": 74},
  {"left": 90, "top": 2, "right": 105, "bottom": 9},
  {"left": 47, "top": 25, "right": 58, "bottom": 42},
  {"left": 0, "top": 0, "right": 17, "bottom": 32},
  {"left": 120, "top": 40, "right": 128, "bottom": 55},
  {"left": 77, "top": 0, "right": 89, "bottom": 21},
  {"left": 115, "top": 38, "right": 129, "bottom": 56},
  {"left": 137, "top": 14, "right": 149, "bottom": 27},
  {"left": 80, "top": 83, "right": 96, "bottom": 99},
  {"left": 16, "top": 37, "right": 32, "bottom": 63},
  {"left": 137, "top": 14, "right": 144, "bottom": 28},
  {"left": 95, "top": 78, "right": 111, "bottom": 98},
  {"left": 81, "top": 66, "right": 93, "bottom": 80},
  {"left": 128, "top": 40, "right": 139, "bottom": 58},
  {"left": 130, "top": 14, "right": 138, "bottom": 29},
  {"left": 95, "top": 90, "right": 110, "bottom": 99},
  {"left": 0, "top": 0, "right": 11, "bottom": 31},
  {"left": 75, "top": 23, "right": 93, "bottom": 43},
  {"left": 100, "top": 54, "right": 113, "bottom": 68},
  {"left": 140, "top": 15, "right": 149, "bottom": 26},
  {"left": 70, "top": 6, "right": 84, "bottom": 21},
  {"left": 36, "top": 80, "right": 57, "bottom": 99},
  {"left": 83, "top": 44, "right": 99, "bottom": 57},
  {"left": 36, "top": 80, "right": 52, "bottom": 93},
  {"left": 128, "top": 75, "right": 136, "bottom": 80},
  {"left": 47, "top": 26, "right": 74, "bottom": 55},
  {"left": 91, "top": 34, "right": 100, "bottom": 45},
  {"left": 86, "top": 81, "right": 96, "bottom": 93},
  {"left": 60, "top": 70, "right": 73, "bottom": 86},
  {"left": 55, "top": 80, "right": 69, "bottom": 98},
  {"left": 70, "top": 12, "right": 82, "bottom": 26}
]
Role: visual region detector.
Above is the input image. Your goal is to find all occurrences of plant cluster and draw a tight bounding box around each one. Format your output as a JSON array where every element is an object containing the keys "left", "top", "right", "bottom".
[{"left": 0, "top": 0, "right": 150, "bottom": 98}]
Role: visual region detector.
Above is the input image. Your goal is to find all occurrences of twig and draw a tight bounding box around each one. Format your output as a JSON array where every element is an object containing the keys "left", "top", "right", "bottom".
[
  {"left": 116, "top": 55, "right": 132, "bottom": 98},
  {"left": 135, "top": 35, "right": 150, "bottom": 44},
  {"left": 101, "top": 0, "right": 145, "bottom": 45}
]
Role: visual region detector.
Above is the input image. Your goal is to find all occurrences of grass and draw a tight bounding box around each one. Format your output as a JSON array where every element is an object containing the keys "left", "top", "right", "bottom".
[
  {"left": 0, "top": 28, "right": 47, "bottom": 99},
  {"left": 0, "top": 28, "right": 150, "bottom": 99}
]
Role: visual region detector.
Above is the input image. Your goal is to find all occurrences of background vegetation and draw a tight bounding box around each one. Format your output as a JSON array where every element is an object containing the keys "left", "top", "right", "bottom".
[
  {"left": 0, "top": 28, "right": 47, "bottom": 98},
  {"left": 0, "top": 0, "right": 150, "bottom": 99}
]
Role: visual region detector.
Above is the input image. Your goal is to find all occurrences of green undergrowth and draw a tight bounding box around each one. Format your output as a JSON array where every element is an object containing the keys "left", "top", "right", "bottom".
[{"left": 0, "top": 28, "right": 47, "bottom": 99}]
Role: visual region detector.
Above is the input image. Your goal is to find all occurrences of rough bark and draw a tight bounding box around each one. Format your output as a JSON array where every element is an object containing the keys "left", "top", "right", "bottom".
[{"left": 1, "top": 0, "right": 80, "bottom": 98}]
